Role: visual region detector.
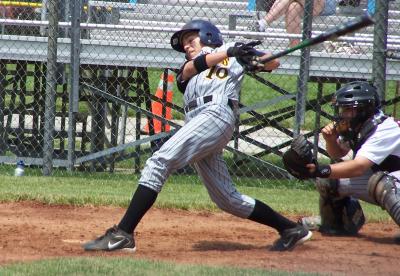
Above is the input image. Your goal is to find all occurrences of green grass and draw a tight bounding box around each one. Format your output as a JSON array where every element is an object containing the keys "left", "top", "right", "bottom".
[
  {"left": 0, "top": 168, "right": 392, "bottom": 276},
  {"left": 0, "top": 172, "right": 392, "bottom": 222},
  {"left": 2, "top": 64, "right": 397, "bottom": 275},
  {"left": 0, "top": 257, "right": 317, "bottom": 276}
]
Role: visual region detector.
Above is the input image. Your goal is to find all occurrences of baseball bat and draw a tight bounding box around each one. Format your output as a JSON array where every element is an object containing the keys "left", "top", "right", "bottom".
[{"left": 259, "top": 13, "right": 375, "bottom": 64}]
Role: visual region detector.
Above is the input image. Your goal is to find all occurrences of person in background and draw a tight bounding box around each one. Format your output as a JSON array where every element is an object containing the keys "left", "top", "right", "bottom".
[
  {"left": 254, "top": 0, "right": 336, "bottom": 47},
  {"left": 255, "top": 0, "right": 276, "bottom": 12}
]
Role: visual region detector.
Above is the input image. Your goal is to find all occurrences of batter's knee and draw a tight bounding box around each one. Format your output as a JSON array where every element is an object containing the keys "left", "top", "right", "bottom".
[
  {"left": 138, "top": 155, "right": 171, "bottom": 193},
  {"left": 211, "top": 193, "right": 254, "bottom": 218}
]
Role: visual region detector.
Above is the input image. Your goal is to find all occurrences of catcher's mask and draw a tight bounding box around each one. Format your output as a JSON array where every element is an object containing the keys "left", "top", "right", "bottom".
[
  {"left": 332, "top": 81, "right": 380, "bottom": 142},
  {"left": 170, "top": 19, "right": 223, "bottom": 53}
]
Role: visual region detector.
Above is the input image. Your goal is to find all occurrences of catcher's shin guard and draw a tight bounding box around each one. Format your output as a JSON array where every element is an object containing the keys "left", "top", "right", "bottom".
[
  {"left": 341, "top": 197, "right": 365, "bottom": 234},
  {"left": 368, "top": 171, "right": 400, "bottom": 226},
  {"left": 316, "top": 178, "right": 365, "bottom": 235}
]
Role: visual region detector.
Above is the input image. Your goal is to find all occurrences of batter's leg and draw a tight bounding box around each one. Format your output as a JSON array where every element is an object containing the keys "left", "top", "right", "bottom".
[
  {"left": 119, "top": 105, "right": 234, "bottom": 234},
  {"left": 195, "top": 153, "right": 297, "bottom": 232}
]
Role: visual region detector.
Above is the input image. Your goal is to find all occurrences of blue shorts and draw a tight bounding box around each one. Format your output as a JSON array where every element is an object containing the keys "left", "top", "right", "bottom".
[{"left": 320, "top": 0, "right": 337, "bottom": 16}]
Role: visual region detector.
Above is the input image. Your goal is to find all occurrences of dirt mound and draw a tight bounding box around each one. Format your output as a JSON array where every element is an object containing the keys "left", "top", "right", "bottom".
[{"left": 1, "top": 202, "right": 399, "bottom": 275}]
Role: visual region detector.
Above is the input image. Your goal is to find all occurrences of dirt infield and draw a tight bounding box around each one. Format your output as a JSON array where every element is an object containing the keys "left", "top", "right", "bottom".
[{"left": 1, "top": 201, "right": 399, "bottom": 275}]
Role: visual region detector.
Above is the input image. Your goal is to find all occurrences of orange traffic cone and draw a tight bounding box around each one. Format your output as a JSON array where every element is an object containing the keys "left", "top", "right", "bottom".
[{"left": 143, "top": 71, "right": 174, "bottom": 134}]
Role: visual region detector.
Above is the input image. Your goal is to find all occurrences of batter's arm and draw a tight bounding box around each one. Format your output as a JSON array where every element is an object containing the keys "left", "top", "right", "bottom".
[{"left": 181, "top": 51, "right": 228, "bottom": 81}]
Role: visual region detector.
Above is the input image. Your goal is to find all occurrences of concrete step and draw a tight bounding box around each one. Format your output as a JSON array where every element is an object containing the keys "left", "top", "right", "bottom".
[
  {"left": 120, "top": 4, "right": 248, "bottom": 20},
  {"left": 91, "top": 0, "right": 248, "bottom": 10},
  {"left": 116, "top": 13, "right": 399, "bottom": 40}
]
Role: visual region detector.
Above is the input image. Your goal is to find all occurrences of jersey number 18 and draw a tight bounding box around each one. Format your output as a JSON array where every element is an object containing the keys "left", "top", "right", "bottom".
[{"left": 205, "top": 66, "right": 228, "bottom": 80}]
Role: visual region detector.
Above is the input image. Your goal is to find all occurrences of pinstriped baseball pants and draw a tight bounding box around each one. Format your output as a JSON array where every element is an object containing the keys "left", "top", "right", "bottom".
[{"left": 138, "top": 102, "right": 256, "bottom": 218}]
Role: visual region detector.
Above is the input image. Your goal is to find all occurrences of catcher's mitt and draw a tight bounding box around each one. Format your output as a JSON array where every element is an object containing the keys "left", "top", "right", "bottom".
[{"left": 282, "top": 135, "right": 315, "bottom": 180}]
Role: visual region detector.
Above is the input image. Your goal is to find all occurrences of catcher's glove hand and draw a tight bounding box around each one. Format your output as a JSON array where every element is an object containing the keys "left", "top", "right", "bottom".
[
  {"left": 283, "top": 135, "right": 332, "bottom": 180},
  {"left": 282, "top": 135, "right": 315, "bottom": 180}
]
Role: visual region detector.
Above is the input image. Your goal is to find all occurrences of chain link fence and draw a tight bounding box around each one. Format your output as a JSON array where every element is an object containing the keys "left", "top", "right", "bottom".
[{"left": 0, "top": 0, "right": 399, "bottom": 185}]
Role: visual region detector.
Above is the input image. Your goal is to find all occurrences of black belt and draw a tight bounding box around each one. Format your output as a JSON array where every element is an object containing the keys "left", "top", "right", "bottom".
[{"left": 184, "top": 95, "right": 235, "bottom": 113}]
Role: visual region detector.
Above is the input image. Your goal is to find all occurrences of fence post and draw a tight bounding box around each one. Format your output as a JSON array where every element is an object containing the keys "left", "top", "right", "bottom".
[
  {"left": 68, "top": 0, "right": 81, "bottom": 171},
  {"left": 372, "top": 0, "right": 389, "bottom": 104},
  {"left": 42, "top": 0, "right": 60, "bottom": 176},
  {"left": 294, "top": 0, "right": 313, "bottom": 136},
  {"left": 40, "top": 0, "right": 48, "bottom": 36},
  {"left": 0, "top": 62, "right": 5, "bottom": 155}
]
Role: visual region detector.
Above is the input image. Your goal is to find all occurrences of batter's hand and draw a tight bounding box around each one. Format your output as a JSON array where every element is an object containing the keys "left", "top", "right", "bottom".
[
  {"left": 321, "top": 122, "right": 338, "bottom": 143},
  {"left": 227, "top": 41, "right": 262, "bottom": 58},
  {"left": 237, "top": 55, "right": 264, "bottom": 72}
]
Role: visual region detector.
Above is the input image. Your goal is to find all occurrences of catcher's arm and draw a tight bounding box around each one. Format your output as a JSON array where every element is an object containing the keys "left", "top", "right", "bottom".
[
  {"left": 307, "top": 156, "right": 373, "bottom": 179},
  {"left": 321, "top": 122, "right": 349, "bottom": 159}
]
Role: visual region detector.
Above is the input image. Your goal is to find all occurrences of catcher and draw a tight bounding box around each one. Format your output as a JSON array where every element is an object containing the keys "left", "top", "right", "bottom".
[
  {"left": 283, "top": 81, "right": 400, "bottom": 235},
  {"left": 83, "top": 19, "right": 312, "bottom": 253}
]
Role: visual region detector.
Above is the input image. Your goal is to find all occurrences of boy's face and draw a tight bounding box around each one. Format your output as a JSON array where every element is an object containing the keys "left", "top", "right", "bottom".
[
  {"left": 182, "top": 31, "right": 203, "bottom": 60},
  {"left": 335, "top": 105, "right": 360, "bottom": 134}
]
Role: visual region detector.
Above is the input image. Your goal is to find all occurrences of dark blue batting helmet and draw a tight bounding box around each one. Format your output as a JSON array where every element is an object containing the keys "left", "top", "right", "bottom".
[{"left": 170, "top": 19, "right": 223, "bottom": 52}]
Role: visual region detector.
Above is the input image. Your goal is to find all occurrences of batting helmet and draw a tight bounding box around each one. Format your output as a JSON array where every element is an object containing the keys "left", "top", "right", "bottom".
[
  {"left": 332, "top": 81, "right": 381, "bottom": 139},
  {"left": 170, "top": 19, "right": 223, "bottom": 53}
]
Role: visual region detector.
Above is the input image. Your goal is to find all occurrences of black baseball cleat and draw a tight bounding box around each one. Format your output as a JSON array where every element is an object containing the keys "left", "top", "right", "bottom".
[
  {"left": 270, "top": 224, "right": 312, "bottom": 251},
  {"left": 82, "top": 225, "right": 136, "bottom": 252}
]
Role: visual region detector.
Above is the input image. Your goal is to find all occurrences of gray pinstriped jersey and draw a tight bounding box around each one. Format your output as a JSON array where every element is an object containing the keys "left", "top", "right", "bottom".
[
  {"left": 138, "top": 42, "right": 257, "bottom": 218},
  {"left": 184, "top": 42, "right": 244, "bottom": 104}
]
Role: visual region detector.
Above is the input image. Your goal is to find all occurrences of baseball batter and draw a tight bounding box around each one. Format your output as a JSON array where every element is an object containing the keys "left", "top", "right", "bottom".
[{"left": 83, "top": 19, "right": 312, "bottom": 252}]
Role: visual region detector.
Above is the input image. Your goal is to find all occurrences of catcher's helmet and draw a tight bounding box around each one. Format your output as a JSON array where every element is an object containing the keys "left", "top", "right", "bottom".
[
  {"left": 333, "top": 81, "right": 380, "bottom": 109},
  {"left": 332, "top": 81, "right": 380, "bottom": 139},
  {"left": 170, "top": 19, "right": 223, "bottom": 53}
]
